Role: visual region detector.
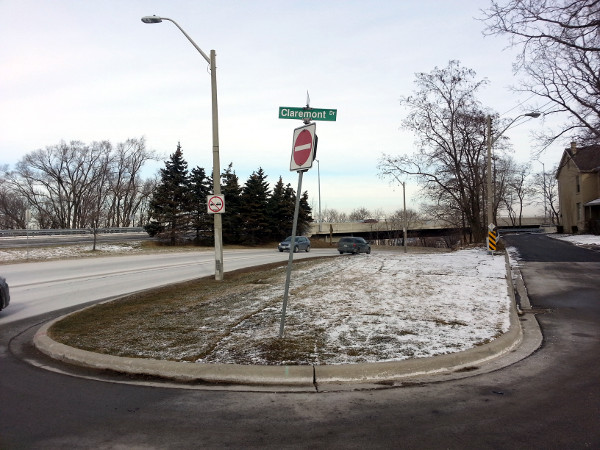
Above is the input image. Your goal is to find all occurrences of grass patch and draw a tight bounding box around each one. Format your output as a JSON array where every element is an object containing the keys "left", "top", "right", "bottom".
[
  {"left": 45, "top": 247, "right": 509, "bottom": 365},
  {"left": 48, "top": 259, "right": 325, "bottom": 363}
]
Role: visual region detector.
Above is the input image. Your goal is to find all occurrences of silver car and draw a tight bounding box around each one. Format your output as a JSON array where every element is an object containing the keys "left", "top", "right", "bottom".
[{"left": 278, "top": 236, "right": 311, "bottom": 253}]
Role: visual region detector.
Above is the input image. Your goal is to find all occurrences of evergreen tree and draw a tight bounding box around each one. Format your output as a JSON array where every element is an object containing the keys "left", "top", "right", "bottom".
[
  {"left": 240, "top": 168, "right": 271, "bottom": 244},
  {"left": 298, "top": 190, "right": 313, "bottom": 235},
  {"left": 220, "top": 163, "right": 243, "bottom": 244},
  {"left": 268, "top": 177, "right": 295, "bottom": 240},
  {"left": 189, "top": 166, "right": 212, "bottom": 245},
  {"left": 144, "top": 143, "right": 191, "bottom": 245},
  {"left": 144, "top": 156, "right": 313, "bottom": 246}
]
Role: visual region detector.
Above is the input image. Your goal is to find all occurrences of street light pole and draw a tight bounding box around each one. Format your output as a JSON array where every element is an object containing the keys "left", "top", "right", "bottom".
[
  {"left": 209, "top": 48, "right": 224, "bottom": 281},
  {"left": 142, "top": 15, "right": 224, "bottom": 281},
  {"left": 316, "top": 159, "right": 322, "bottom": 233},
  {"left": 402, "top": 181, "right": 407, "bottom": 253},
  {"left": 486, "top": 112, "right": 541, "bottom": 229},
  {"left": 541, "top": 161, "right": 547, "bottom": 224}
]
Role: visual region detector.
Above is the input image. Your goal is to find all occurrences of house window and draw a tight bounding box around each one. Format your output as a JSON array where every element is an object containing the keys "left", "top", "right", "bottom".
[
  {"left": 576, "top": 175, "right": 580, "bottom": 193},
  {"left": 577, "top": 202, "right": 582, "bottom": 221}
]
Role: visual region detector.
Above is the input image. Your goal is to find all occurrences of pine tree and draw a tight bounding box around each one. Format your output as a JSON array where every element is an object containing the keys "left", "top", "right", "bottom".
[
  {"left": 189, "top": 166, "right": 212, "bottom": 245},
  {"left": 144, "top": 155, "right": 313, "bottom": 246},
  {"left": 145, "top": 143, "right": 191, "bottom": 245},
  {"left": 267, "top": 177, "right": 295, "bottom": 240},
  {"left": 220, "top": 163, "right": 243, "bottom": 244},
  {"left": 240, "top": 168, "right": 271, "bottom": 244},
  {"left": 298, "top": 190, "right": 313, "bottom": 235}
]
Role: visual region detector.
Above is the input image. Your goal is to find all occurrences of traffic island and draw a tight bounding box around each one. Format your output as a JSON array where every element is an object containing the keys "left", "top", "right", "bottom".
[{"left": 32, "top": 248, "right": 541, "bottom": 389}]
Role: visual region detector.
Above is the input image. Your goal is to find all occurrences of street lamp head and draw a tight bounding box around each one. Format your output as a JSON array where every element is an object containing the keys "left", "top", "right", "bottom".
[
  {"left": 141, "top": 16, "right": 163, "bottom": 24},
  {"left": 525, "top": 112, "right": 542, "bottom": 118}
]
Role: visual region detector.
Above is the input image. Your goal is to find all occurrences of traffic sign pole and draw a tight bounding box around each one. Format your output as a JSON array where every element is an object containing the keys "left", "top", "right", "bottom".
[
  {"left": 278, "top": 96, "right": 336, "bottom": 338},
  {"left": 279, "top": 170, "right": 305, "bottom": 338}
]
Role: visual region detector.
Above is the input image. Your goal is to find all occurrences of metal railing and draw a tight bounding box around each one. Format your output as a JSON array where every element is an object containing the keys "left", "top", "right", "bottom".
[{"left": 0, "top": 227, "right": 146, "bottom": 237}]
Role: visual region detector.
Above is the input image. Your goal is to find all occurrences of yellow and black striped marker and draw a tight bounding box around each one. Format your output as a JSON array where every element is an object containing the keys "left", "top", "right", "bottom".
[{"left": 488, "top": 230, "right": 498, "bottom": 251}]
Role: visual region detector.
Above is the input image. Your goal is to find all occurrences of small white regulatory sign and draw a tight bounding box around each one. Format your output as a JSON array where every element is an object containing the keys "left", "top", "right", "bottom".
[{"left": 207, "top": 195, "right": 225, "bottom": 214}]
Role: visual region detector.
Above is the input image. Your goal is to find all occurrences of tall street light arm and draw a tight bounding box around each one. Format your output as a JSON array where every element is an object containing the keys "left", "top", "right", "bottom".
[
  {"left": 486, "top": 111, "right": 541, "bottom": 231},
  {"left": 489, "top": 112, "right": 541, "bottom": 146},
  {"left": 141, "top": 16, "right": 211, "bottom": 64},
  {"left": 142, "top": 15, "right": 224, "bottom": 281}
]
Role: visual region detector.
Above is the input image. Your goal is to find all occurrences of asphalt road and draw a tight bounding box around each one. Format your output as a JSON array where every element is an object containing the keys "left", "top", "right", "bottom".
[
  {"left": 1, "top": 235, "right": 599, "bottom": 448},
  {"left": 0, "top": 248, "right": 331, "bottom": 325}
]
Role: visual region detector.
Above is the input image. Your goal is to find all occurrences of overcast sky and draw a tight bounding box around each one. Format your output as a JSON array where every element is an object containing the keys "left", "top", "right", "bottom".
[{"left": 0, "top": 0, "right": 564, "bottom": 217}]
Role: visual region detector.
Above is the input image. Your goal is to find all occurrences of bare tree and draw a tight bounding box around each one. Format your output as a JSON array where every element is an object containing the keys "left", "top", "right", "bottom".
[
  {"left": 384, "top": 208, "right": 421, "bottom": 244},
  {"left": 105, "top": 137, "right": 159, "bottom": 227},
  {"left": 481, "top": 0, "right": 600, "bottom": 148},
  {"left": 379, "top": 61, "right": 492, "bottom": 242},
  {"left": 0, "top": 169, "right": 28, "bottom": 229},
  {"left": 500, "top": 161, "right": 534, "bottom": 226},
  {"left": 532, "top": 164, "right": 560, "bottom": 224},
  {"left": 135, "top": 177, "right": 159, "bottom": 227},
  {"left": 6, "top": 141, "right": 113, "bottom": 229},
  {"left": 321, "top": 208, "right": 348, "bottom": 223},
  {"left": 6, "top": 138, "right": 158, "bottom": 230},
  {"left": 419, "top": 198, "right": 477, "bottom": 245},
  {"left": 349, "top": 207, "right": 371, "bottom": 221}
]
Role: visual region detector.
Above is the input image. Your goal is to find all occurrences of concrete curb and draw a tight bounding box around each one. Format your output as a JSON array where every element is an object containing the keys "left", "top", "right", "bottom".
[
  {"left": 33, "top": 251, "right": 531, "bottom": 388},
  {"left": 33, "top": 323, "right": 315, "bottom": 386}
]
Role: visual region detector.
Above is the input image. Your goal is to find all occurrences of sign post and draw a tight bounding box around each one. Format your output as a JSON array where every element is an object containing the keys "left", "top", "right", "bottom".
[
  {"left": 278, "top": 169, "right": 305, "bottom": 338},
  {"left": 278, "top": 96, "right": 335, "bottom": 338},
  {"left": 279, "top": 122, "right": 317, "bottom": 338}
]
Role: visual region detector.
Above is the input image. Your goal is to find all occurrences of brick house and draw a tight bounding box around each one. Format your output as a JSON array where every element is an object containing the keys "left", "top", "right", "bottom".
[{"left": 556, "top": 142, "right": 600, "bottom": 234}]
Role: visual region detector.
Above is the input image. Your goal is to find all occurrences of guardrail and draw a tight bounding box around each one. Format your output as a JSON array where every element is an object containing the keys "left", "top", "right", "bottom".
[
  {"left": 0, "top": 227, "right": 146, "bottom": 237},
  {"left": 498, "top": 228, "right": 543, "bottom": 234}
]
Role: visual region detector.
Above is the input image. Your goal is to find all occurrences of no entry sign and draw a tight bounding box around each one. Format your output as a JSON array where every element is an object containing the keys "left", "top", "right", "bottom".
[
  {"left": 207, "top": 195, "right": 225, "bottom": 214},
  {"left": 290, "top": 123, "right": 316, "bottom": 171}
]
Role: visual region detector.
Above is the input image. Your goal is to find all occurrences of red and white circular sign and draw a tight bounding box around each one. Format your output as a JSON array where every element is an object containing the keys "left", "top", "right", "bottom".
[
  {"left": 293, "top": 129, "right": 313, "bottom": 166},
  {"left": 290, "top": 123, "right": 316, "bottom": 171},
  {"left": 207, "top": 195, "right": 225, "bottom": 214}
]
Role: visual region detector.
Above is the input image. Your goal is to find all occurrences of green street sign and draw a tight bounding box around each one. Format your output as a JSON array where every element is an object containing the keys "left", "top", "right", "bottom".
[{"left": 278, "top": 106, "right": 337, "bottom": 121}]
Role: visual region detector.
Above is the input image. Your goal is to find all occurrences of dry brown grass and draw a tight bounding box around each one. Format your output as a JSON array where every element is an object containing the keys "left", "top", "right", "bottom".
[{"left": 48, "top": 258, "right": 327, "bottom": 364}]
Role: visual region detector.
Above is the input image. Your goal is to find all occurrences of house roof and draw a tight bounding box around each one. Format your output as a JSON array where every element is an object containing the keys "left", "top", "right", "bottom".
[
  {"left": 556, "top": 144, "right": 600, "bottom": 178},
  {"left": 584, "top": 198, "right": 600, "bottom": 207}
]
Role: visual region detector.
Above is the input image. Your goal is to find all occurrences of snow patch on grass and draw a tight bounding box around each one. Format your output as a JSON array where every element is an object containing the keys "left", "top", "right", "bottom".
[
  {"left": 0, "top": 242, "right": 143, "bottom": 262},
  {"left": 549, "top": 234, "right": 600, "bottom": 247},
  {"left": 197, "top": 248, "right": 511, "bottom": 365}
]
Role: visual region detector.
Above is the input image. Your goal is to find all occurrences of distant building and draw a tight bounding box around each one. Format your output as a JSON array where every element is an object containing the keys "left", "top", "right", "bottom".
[{"left": 556, "top": 142, "right": 600, "bottom": 234}]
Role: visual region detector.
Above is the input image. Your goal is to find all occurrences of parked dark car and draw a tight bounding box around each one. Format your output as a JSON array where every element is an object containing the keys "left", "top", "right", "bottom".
[
  {"left": 0, "top": 276, "right": 10, "bottom": 311},
  {"left": 278, "top": 236, "right": 311, "bottom": 253},
  {"left": 337, "top": 237, "right": 371, "bottom": 254}
]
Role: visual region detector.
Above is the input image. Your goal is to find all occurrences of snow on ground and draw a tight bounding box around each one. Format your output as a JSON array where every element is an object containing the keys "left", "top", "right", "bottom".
[
  {"left": 505, "top": 233, "right": 600, "bottom": 268},
  {"left": 549, "top": 234, "right": 600, "bottom": 247},
  {"left": 5, "top": 233, "right": 598, "bottom": 364},
  {"left": 0, "top": 243, "right": 144, "bottom": 262},
  {"left": 198, "top": 248, "right": 511, "bottom": 365},
  {"left": 1, "top": 240, "right": 513, "bottom": 365}
]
